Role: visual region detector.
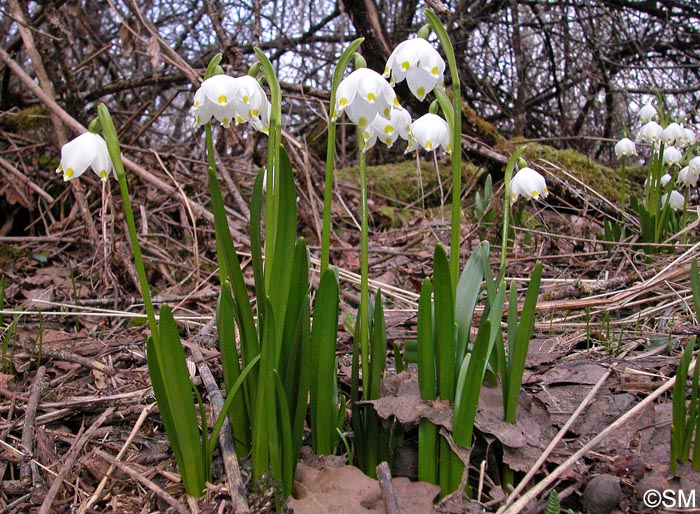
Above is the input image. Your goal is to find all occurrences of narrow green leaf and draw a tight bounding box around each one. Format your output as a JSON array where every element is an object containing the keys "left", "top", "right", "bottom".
[
  {"left": 418, "top": 418, "right": 438, "bottom": 484},
  {"left": 208, "top": 167, "right": 260, "bottom": 388},
  {"left": 310, "top": 268, "right": 340, "bottom": 454},
  {"left": 504, "top": 262, "right": 542, "bottom": 423},
  {"left": 368, "top": 289, "right": 386, "bottom": 401},
  {"left": 455, "top": 242, "right": 487, "bottom": 365},
  {"left": 216, "top": 283, "right": 250, "bottom": 453},
  {"left": 273, "top": 369, "right": 295, "bottom": 498},
  {"left": 149, "top": 305, "right": 205, "bottom": 496},
  {"left": 417, "top": 278, "right": 435, "bottom": 400},
  {"left": 252, "top": 297, "right": 276, "bottom": 482},
  {"left": 433, "top": 245, "right": 455, "bottom": 400},
  {"left": 250, "top": 168, "right": 266, "bottom": 303}
]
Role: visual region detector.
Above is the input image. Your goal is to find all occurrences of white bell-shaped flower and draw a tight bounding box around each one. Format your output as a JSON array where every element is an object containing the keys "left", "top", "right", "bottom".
[
  {"left": 383, "top": 38, "right": 445, "bottom": 101},
  {"left": 510, "top": 167, "right": 549, "bottom": 204},
  {"left": 663, "top": 146, "right": 682, "bottom": 166},
  {"left": 56, "top": 132, "right": 114, "bottom": 182},
  {"left": 193, "top": 74, "right": 240, "bottom": 128},
  {"left": 193, "top": 74, "right": 270, "bottom": 133},
  {"left": 333, "top": 68, "right": 399, "bottom": 128},
  {"left": 228, "top": 75, "right": 271, "bottom": 133},
  {"left": 678, "top": 165, "right": 699, "bottom": 187},
  {"left": 638, "top": 121, "right": 664, "bottom": 145},
  {"left": 663, "top": 122, "right": 685, "bottom": 146},
  {"left": 405, "top": 113, "right": 451, "bottom": 154},
  {"left": 614, "top": 137, "right": 636, "bottom": 158},
  {"left": 661, "top": 173, "right": 672, "bottom": 186},
  {"left": 684, "top": 127, "right": 696, "bottom": 146},
  {"left": 661, "top": 190, "right": 684, "bottom": 211},
  {"left": 362, "top": 106, "right": 412, "bottom": 151},
  {"left": 638, "top": 103, "right": 658, "bottom": 123}
]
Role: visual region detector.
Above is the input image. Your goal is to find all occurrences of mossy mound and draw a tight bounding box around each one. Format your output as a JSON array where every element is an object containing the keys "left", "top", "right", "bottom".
[
  {"left": 337, "top": 158, "right": 484, "bottom": 206},
  {"left": 515, "top": 143, "right": 646, "bottom": 204}
]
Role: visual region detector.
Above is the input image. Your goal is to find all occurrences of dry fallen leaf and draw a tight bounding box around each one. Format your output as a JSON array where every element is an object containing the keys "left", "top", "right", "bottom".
[{"left": 287, "top": 462, "right": 440, "bottom": 514}]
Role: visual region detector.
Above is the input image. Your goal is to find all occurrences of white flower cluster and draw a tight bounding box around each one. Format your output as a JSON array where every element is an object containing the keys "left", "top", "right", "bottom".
[
  {"left": 334, "top": 38, "right": 449, "bottom": 153},
  {"left": 615, "top": 102, "right": 699, "bottom": 210},
  {"left": 192, "top": 74, "right": 271, "bottom": 133}
]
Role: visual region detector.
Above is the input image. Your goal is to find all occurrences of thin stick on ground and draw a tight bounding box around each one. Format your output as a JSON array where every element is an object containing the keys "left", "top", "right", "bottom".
[
  {"left": 38, "top": 407, "right": 115, "bottom": 514},
  {"left": 496, "top": 367, "right": 612, "bottom": 512},
  {"left": 20, "top": 365, "right": 46, "bottom": 486},
  {"left": 77, "top": 403, "right": 156, "bottom": 514},
  {"left": 93, "top": 448, "right": 192, "bottom": 514},
  {"left": 376, "top": 461, "right": 400, "bottom": 514}
]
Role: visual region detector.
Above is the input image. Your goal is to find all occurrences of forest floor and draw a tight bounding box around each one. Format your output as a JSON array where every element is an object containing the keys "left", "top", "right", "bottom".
[{"left": 1, "top": 152, "right": 699, "bottom": 514}]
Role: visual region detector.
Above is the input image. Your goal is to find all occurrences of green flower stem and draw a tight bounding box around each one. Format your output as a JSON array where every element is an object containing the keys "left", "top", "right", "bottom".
[
  {"left": 500, "top": 147, "right": 526, "bottom": 276},
  {"left": 322, "top": 38, "right": 364, "bottom": 274},
  {"left": 97, "top": 104, "right": 159, "bottom": 345},
  {"left": 359, "top": 141, "right": 370, "bottom": 395},
  {"left": 426, "top": 9, "right": 461, "bottom": 291},
  {"left": 253, "top": 48, "right": 283, "bottom": 289}
]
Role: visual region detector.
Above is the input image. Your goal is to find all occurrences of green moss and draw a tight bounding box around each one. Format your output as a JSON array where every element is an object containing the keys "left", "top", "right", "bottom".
[
  {"left": 337, "top": 158, "right": 483, "bottom": 206},
  {"left": 513, "top": 143, "right": 645, "bottom": 203},
  {"left": 5, "top": 107, "right": 51, "bottom": 129}
]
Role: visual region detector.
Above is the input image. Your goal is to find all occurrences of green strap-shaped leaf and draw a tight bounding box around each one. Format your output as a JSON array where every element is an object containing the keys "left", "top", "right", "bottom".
[
  {"left": 504, "top": 261, "right": 542, "bottom": 423},
  {"left": 433, "top": 244, "right": 455, "bottom": 400},
  {"left": 417, "top": 278, "right": 436, "bottom": 401},
  {"left": 148, "top": 304, "right": 206, "bottom": 496},
  {"left": 368, "top": 289, "right": 386, "bottom": 401},
  {"left": 216, "top": 283, "right": 250, "bottom": 453},
  {"left": 310, "top": 268, "right": 340, "bottom": 455}
]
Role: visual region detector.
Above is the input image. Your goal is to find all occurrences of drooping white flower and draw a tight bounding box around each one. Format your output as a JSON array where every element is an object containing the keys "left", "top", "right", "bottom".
[
  {"left": 362, "top": 106, "right": 412, "bottom": 151},
  {"left": 678, "top": 165, "right": 699, "bottom": 187},
  {"left": 661, "top": 190, "right": 685, "bottom": 211},
  {"left": 638, "top": 121, "right": 664, "bottom": 145},
  {"left": 383, "top": 38, "right": 445, "bottom": 101},
  {"left": 684, "top": 127, "right": 697, "bottom": 146},
  {"left": 510, "top": 167, "right": 549, "bottom": 204},
  {"left": 614, "top": 137, "right": 636, "bottom": 158},
  {"left": 689, "top": 156, "right": 700, "bottom": 174},
  {"left": 661, "top": 173, "right": 672, "bottom": 186},
  {"left": 228, "top": 75, "right": 271, "bottom": 133},
  {"left": 638, "top": 103, "right": 658, "bottom": 123},
  {"left": 663, "top": 146, "right": 682, "bottom": 166},
  {"left": 193, "top": 74, "right": 239, "bottom": 128},
  {"left": 333, "top": 68, "right": 399, "bottom": 128},
  {"left": 55, "top": 132, "right": 114, "bottom": 182},
  {"left": 663, "top": 122, "right": 685, "bottom": 146},
  {"left": 193, "top": 74, "right": 270, "bottom": 132},
  {"left": 405, "top": 113, "right": 451, "bottom": 154}
]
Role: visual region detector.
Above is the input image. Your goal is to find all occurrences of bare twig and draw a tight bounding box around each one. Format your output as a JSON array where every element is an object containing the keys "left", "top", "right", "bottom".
[
  {"left": 20, "top": 365, "right": 46, "bottom": 486},
  {"left": 376, "top": 461, "right": 401, "bottom": 514},
  {"left": 93, "top": 448, "right": 191, "bottom": 514},
  {"left": 498, "top": 358, "right": 696, "bottom": 514},
  {"left": 38, "top": 407, "right": 115, "bottom": 514}
]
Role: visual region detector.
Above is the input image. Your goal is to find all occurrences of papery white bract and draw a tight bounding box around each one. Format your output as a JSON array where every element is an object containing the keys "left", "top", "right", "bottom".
[
  {"left": 56, "top": 132, "right": 114, "bottom": 182},
  {"left": 405, "top": 113, "right": 451, "bottom": 153},
  {"left": 333, "top": 68, "right": 399, "bottom": 128},
  {"left": 614, "top": 137, "right": 636, "bottom": 158},
  {"left": 638, "top": 121, "right": 664, "bottom": 145},
  {"left": 510, "top": 167, "right": 548, "bottom": 204},
  {"left": 362, "top": 107, "right": 412, "bottom": 151},
  {"left": 638, "top": 103, "right": 658, "bottom": 123},
  {"left": 193, "top": 74, "right": 270, "bottom": 133},
  {"left": 383, "top": 38, "right": 445, "bottom": 101},
  {"left": 663, "top": 146, "right": 682, "bottom": 166},
  {"left": 662, "top": 190, "right": 684, "bottom": 211}
]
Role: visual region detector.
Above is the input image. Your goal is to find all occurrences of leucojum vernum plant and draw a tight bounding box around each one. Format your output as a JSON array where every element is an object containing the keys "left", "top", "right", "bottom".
[
  {"left": 53, "top": 7, "right": 549, "bottom": 507},
  {"left": 611, "top": 97, "right": 698, "bottom": 252}
]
